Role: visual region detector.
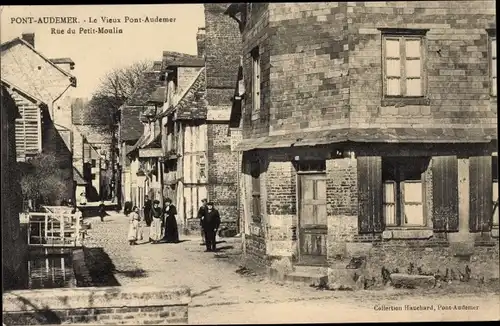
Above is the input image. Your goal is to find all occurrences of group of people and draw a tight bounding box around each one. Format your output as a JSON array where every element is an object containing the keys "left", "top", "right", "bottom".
[{"left": 126, "top": 195, "right": 221, "bottom": 252}]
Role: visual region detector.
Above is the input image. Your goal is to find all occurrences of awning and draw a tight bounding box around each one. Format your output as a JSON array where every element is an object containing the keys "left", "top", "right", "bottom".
[{"left": 233, "top": 127, "right": 498, "bottom": 152}]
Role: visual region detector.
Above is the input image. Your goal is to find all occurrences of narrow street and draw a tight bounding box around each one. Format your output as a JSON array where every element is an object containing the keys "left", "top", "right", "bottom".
[{"left": 83, "top": 211, "right": 500, "bottom": 324}]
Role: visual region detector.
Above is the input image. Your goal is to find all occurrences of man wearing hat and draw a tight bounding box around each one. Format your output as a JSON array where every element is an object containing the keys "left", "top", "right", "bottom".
[
  {"left": 202, "top": 202, "right": 221, "bottom": 252},
  {"left": 196, "top": 198, "right": 208, "bottom": 245}
]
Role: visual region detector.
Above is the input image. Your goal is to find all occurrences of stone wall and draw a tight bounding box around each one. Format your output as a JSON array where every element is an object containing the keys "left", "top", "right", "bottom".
[{"left": 2, "top": 286, "right": 191, "bottom": 325}]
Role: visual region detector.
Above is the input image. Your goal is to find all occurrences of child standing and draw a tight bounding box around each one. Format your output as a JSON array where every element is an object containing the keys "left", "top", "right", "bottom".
[{"left": 127, "top": 206, "right": 141, "bottom": 245}]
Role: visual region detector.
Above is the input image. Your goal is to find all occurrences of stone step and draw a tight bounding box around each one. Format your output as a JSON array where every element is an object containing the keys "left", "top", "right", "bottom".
[
  {"left": 293, "top": 265, "right": 328, "bottom": 275},
  {"left": 284, "top": 271, "right": 328, "bottom": 286}
]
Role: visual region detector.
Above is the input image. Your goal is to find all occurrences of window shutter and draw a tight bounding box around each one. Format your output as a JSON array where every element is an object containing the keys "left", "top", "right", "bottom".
[
  {"left": 357, "top": 156, "right": 383, "bottom": 233},
  {"left": 432, "top": 156, "right": 459, "bottom": 232},
  {"left": 469, "top": 156, "right": 493, "bottom": 232}
]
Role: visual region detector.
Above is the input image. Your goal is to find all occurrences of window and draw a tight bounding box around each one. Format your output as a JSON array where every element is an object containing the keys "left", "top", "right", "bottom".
[
  {"left": 91, "top": 173, "right": 96, "bottom": 180},
  {"left": 382, "top": 30, "right": 426, "bottom": 97},
  {"left": 250, "top": 160, "right": 261, "bottom": 218},
  {"left": 490, "top": 36, "right": 497, "bottom": 97},
  {"left": 493, "top": 155, "right": 499, "bottom": 226},
  {"left": 296, "top": 160, "right": 326, "bottom": 173},
  {"left": 91, "top": 159, "right": 96, "bottom": 168},
  {"left": 382, "top": 157, "right": 430, "bottom": 227},
  {"left": 251, "top": 47, "right": 261, "bottom": 115}
]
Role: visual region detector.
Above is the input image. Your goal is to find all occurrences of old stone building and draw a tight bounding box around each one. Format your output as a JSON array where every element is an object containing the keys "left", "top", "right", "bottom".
[
  {"left": 1, "top": 33, "right": 77, "bottom": 205},
  {"left": 227, "top": 2, "right": 498, "bottom": 284}
]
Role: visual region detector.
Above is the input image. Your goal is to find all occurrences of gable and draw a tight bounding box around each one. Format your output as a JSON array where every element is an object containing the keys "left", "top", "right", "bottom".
[{"left": 1, "top": 39, "right": 75, "bottom": 104}]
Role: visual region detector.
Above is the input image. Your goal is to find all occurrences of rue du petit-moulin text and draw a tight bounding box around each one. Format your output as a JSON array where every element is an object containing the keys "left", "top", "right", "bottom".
[{"left": 10, "top": 16, "right": 176, "bottom": 35}]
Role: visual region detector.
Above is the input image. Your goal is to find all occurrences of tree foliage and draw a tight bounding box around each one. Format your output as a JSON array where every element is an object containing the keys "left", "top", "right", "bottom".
[
  {"left": 88, "top": 60, "right": 153, "bottom": 125},
  {"left": 19, "top": 152, "right": 67, "bottom": 206}
]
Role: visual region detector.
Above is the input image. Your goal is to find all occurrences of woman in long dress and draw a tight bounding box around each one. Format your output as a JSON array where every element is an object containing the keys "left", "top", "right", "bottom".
[
  {"left": 127, "top": 206, "right": 141, "bottom": 245},
  {"left": 149, "top": 200, "right": 163, "bottom": 244},
  {"left": 163, "top": 198, "right": 179, "bottom": 243}
]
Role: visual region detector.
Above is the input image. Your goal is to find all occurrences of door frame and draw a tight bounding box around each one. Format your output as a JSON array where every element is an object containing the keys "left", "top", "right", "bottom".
[{"left": 296, "top": 170, "right": 328, "bottom": 266}]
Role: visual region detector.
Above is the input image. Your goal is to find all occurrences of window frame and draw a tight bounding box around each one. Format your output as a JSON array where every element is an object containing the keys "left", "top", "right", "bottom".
[
  {"left": 380, "top": 28, "right": 429, "bottom": 106},
  {"left": 382, "top": 158, "right": 428, "bottom": 229},
  {"left": 489, "top": 34, "right": 497, "bottom": 97},
  {"left": 251, "top": 47, "right": 261, "bottom": 118}
]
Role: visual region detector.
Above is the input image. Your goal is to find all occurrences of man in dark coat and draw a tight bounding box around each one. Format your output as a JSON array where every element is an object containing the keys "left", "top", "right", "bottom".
[
  {"left": 202, "top": 202, "right": 220, "bottom": 252},
  {"left": 196, "top": 198, "right": 208, "bottom": 245},
  {"left": 143, "top": 195, "right": 152, "bottom": 227}
]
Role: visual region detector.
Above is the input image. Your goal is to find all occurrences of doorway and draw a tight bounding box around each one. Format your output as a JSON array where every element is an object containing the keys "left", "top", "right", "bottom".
[{"left": 298, "top": 173, "right": 328, "bottom": 265}]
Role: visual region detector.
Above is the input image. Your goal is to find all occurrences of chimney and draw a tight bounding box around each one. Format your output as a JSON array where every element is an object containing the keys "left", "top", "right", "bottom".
[
  {"left": 21, "top": 33, "right": 35, "bottom": 48},
  {"left": 196, "top": 27, "right": 206, "bottom": 59}
]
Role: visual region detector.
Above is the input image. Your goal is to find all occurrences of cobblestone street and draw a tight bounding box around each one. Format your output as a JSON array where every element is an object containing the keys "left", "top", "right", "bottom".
[{"left": 81, "top": 211, "right": 500, "bottom": 324}]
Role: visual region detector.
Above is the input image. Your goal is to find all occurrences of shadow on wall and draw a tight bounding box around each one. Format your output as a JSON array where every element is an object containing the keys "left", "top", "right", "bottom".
[
  {"left": 82, "top": 162, "right": 99, "bottom": 202},
  {"left": 78, "top": 247, "right": 147, "bottom": 287}
]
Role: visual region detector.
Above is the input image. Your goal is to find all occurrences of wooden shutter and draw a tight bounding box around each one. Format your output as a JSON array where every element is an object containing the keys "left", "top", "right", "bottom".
[
  {"left": 469, "top": 156, "right": 493, "bottom": 232},
  {"left": 432, "top": 156, "right": 459, "bottom": 232},
  {"left": 357, "top": 156, "right": 383, "bottom": 233}
]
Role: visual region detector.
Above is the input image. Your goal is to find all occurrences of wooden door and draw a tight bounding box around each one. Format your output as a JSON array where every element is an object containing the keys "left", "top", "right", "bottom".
[{"left": 298, "top": 174, "right": 328, "bottom": 265}]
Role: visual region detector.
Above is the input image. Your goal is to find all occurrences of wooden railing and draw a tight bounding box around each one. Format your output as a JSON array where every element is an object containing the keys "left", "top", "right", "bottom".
[{"left": 23, "top": 212, "right": 84, "bottom": 247}]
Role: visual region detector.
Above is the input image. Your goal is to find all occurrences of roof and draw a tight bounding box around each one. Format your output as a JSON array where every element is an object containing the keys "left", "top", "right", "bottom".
[
  {"left": 234, "top": 128, "right": 498, "bottom": 151},
  {"left": 156, "top": 68, "right": 207, "bottom": 121},
  {"left": 161, "top": 51, "right": 199, "bottom": 72},
  {"left": 1, "top": 85, "right": 21, "bottom": 121},
  {"left": 1, "top": 37, "right": 75, "bottom": 79},
  {"left": 166, "top": 57, "right": 205, "bottom": 68},
  {"left": 1, "top": 78, "right": 47, "bottom": 107},
  {"left": 73, "top": 167, "right": 87, "bottom": 185},
  {"left": 125, "top": 71, "right": 164, "bottom": 106},
  {"left": 126, "top": 133, "right": 147, "bottom": 155},
  {"left": 175, "top": 68, "right": 207, "bottom": 120},
  {"left": 120, "top": 106, "right": 144, "bottom": 142},
  {"left": 76, "top": 125, "right": 112, "bottom": 145}
]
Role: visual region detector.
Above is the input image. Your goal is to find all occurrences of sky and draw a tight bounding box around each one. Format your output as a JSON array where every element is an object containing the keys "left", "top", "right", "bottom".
[{"left": 0, "top": 4, "right": 205, "bottom": 98}]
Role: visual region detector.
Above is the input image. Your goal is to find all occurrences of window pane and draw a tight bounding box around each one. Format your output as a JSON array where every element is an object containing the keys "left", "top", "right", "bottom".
[
  {"left": 404, "top": 203, "right": 424, "bottom": 225},
  {"left": 385, "top": 39, "right": 400, "bottom": 58},
  {"left": 492, "top": 77, "right": 497, "bottom": 96},
  {"left": 406, "top": 59, "right": 421, "bottom": 78},
  {"left": 404, "top": 182, "right": 422, "bottom": 203},
  {"left": 406, "top": 78, "right": 422, "bottom": 96},
  {"left": 387, "top": 78, "right": 401, "bottom": 95},
  {"left": 384, "top": 204, "right": 396, "bottom": 225},
  {"left": 492, "top": 39, "right": 496, "bottom": 58},
  {"left": 405, "top": 39, "right": 421, "bottom": 58},
  {"left": 383, "top": 182, "right": 395, "bottom": 203},
  {"left": 386, "top": 59, "right": 401, "bottom": 77}
]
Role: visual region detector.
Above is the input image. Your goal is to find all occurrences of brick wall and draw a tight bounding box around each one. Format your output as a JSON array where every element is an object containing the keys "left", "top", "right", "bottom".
[
  {"left": 2, "top": 286, "right": 191, "bottom": 325},
  {"left": 240, "top": 1, "right": 497, "bottom": 139},
  {"left": 204, "top": 4, "right": 242, "bottom": 108},
  {"left": 207, "top": 123, "right": 238, "bottom": 231},
  {"left": 347, "top": 0, "right": 497, "bottom": 129}
]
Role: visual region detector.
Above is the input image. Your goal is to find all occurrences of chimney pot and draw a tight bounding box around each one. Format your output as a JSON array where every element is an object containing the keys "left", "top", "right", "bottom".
[{"left": 21, "top": 33, "right": 35, "bottom": 48}]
